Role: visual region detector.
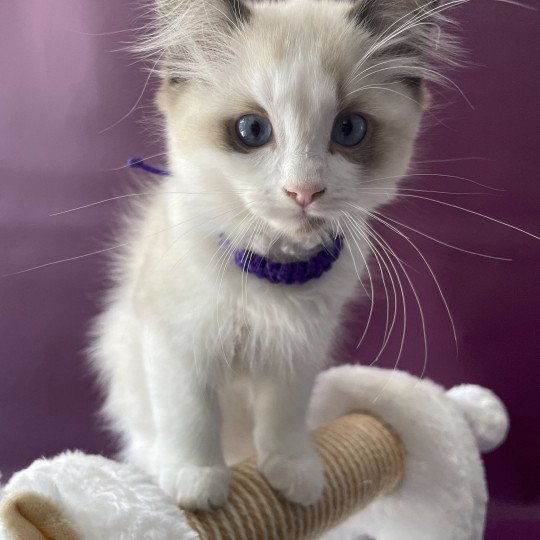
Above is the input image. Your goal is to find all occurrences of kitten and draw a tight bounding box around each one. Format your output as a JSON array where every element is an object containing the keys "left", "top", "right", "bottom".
[{"left": 90, "top": 0, "right": 457, "bottom": 510}]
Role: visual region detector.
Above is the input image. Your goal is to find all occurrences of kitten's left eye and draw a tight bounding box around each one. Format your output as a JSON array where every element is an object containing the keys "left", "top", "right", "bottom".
[
  {"left": 331, "top": 114, "right": 368, "bottom": 147},
  {"left": 235, "top": 114, "right": 273, "bottom": 147}
]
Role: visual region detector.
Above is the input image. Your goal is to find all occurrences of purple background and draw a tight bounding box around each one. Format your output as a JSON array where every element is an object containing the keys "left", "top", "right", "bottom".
[{"left": 1, "top": 1, "right": 538, "bottom": 537}]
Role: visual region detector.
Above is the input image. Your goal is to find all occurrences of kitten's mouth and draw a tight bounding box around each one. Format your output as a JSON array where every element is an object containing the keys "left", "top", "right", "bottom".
[
  {"left": 262, "top": 208, "right": 329, "bottom": 239},
  {"left": 290, "top": 215, "right": 327, "bottom": 235},
  {"left": 303, "top": 215, "right": 326, "bottom": 228}
]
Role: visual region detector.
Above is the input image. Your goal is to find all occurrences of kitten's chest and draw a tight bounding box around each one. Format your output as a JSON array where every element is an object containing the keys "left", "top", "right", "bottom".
[
  {"left": 143, "top": 237, "right": 359, "bottom": 371},
  {"left": 223, "top": 273, "right": 353, "bottom": 370}
]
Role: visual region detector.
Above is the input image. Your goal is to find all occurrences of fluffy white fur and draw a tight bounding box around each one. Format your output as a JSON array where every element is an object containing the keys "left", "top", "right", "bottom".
[
  {"left": 0, "top": 366, "right": 509, "bottom": 539},
  {"left": 90, "top": 0, "right": 465, "bottom": 509},
  {"left": 0, "top": 451, "right": 197, "bottom": 540}
]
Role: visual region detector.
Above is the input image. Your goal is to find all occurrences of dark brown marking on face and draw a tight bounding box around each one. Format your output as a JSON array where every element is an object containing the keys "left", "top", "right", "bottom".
[
  {"left": 223, "top": 118, "right": 251, "bottom": 154},
  {"left": 329, "top": 92, "right": 383, "bottom": 169},
  {"left": 330, "top": 114, "right": 384, "bottom": 170}
]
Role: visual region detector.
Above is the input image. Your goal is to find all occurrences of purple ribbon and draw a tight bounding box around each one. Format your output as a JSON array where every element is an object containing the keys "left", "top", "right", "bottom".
[{"left": 128, "top": 157, "right": 170, "bottom": 176}]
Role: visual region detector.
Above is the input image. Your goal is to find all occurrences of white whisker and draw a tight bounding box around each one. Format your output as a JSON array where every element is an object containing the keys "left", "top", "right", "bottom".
[
  {"left": 414, "top": 156, "right": 493, "bottom": 164},
  {"left": 50, "top": 188, "right": 257, "bottom": 216},
  {"left": 372, "top": 208, "right": 511, "bottom": 261},
  {"left": 6, "top": 201, "right": 250, "bottom": 277},
  {"left": 367, "top": 222, "right": 428, "bottom": 382},
  {"left": 341, "top": 217, "right": 375, "bottom": 349},
  {"left": 99, "top": 53, "right": 163, "bottom": 134},
  {"left": 342, "top": 213, "right": 389, "bottom": 350},
  {"left": 100, "top": 152, "right": 168, "bottom": 172},
  {"left": 376, "top": 193, "right": 539, "bottom": 240},
  {"left": 492, "top": 0, "right": 537, "bottom": 11},
  {"left": 343, "top": 213, "right": 399, "bottom": 359},
  {"left": 349, "top": 203, "right": 459, "bottom": 360},
  {"left": 362, "top": 172, "right": 504, "bottom": 191},
  {"left": 213, "top": 213, "right": 258, "bottom": 369},
  {"left": 240, "top": 218, "right": 266, "bottom": 338},
  {"left": 359, "top": 187, "right": 496, "bottom": 196}
]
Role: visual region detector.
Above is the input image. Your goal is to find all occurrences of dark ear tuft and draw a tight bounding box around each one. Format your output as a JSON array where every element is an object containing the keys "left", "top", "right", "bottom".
[
  {"left": 155, "top": 0, "right": 251, "bottom": 25},
  {"left": 224, "top": 0, "right": 251, "bottom": 25},
  {"left": 349, "top": 0, "right": 440, "bottom": 39},
  {"left": 347, "top": 1, "right": 459, "bottom": 90},
  {"left": 349, "top": 0, "right": 382, "bottom": 33},
  {"left": 348, "top": 0, "right": 449, "bottom": 67}
]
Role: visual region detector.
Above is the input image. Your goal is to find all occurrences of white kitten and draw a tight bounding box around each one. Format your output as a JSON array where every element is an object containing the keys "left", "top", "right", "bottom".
[{"left": 90, "top": 0, "right": 456, "bottom": 510}]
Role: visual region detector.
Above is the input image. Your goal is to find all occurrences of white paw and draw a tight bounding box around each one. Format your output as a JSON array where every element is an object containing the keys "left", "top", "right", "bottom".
[
  {"left": 259, "top": 450, "right": 325, "bottom": 506},
  {"left": 157, "top": 464, "right": 231, "bottom": 510}
]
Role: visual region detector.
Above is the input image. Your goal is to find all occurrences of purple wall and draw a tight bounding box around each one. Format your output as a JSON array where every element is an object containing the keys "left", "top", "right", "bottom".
[{"left": 1, "top": 1, "right": 538, "bottom": 537}]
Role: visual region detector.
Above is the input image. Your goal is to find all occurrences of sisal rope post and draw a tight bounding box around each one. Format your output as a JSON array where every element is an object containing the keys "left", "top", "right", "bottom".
[{"left": 184, "top": 413, "right": 405, "bottom": 539}]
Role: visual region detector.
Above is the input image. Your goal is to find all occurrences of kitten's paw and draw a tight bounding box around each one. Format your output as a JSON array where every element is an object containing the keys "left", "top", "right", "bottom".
[
  {"left": 260, "top": 450, "right": 325, "bottom": 506},
  {"left": 157, "top": 464, "right": 231, "bottom": 510}
]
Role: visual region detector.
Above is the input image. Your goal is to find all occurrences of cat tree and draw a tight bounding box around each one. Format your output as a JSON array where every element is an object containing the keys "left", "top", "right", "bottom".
[{"left": 0, "top": 365, "right": 508, "bottom": 539}]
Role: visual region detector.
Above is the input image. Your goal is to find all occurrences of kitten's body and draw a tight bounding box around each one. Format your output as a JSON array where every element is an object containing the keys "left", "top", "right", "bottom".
[
  {"left": 93, "top": 183, "right": 359, "bottom": 506},
  {"left": 91, "top": 0, "right": 453, "bottom": 510}
]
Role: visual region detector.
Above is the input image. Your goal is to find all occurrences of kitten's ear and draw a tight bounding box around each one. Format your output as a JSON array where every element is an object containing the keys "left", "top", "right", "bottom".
[
  {"left": 348, "top": 0, "right": 459, "bottom": 89},
  {"left": 349, "top": 0, "right": 443, "bottom": 59},
  {"left": 138, "top": 0, "right": 252, "bottom": 84}
]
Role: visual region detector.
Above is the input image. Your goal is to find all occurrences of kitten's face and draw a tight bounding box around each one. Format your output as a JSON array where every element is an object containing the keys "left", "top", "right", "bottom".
[{"left": 156, "top": 0, "right": 432, "bottom": 246}]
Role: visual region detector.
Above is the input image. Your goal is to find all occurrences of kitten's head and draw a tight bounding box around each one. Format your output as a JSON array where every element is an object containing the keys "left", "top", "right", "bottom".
[{"left": 142, "top": 0, "right": 459, "bottom": 248}]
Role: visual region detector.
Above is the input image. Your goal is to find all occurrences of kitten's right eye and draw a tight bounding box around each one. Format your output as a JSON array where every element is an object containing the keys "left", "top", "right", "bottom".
[{"left": 235, "top": 114, "right": 273, "bottom": 148}]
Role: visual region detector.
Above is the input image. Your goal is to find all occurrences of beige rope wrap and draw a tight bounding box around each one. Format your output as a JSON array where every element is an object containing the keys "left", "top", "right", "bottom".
[
  {"left": 0, "top": 413, "right": 405, "bottom": 540},
  {"left": 184, "top": 413, "right": 405, "bottom": 540}
]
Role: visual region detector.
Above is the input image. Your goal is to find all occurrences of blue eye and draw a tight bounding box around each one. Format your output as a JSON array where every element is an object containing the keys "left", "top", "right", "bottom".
[
  {"left": 235, "top": 114, "right": 273, "bottom": 147},
  {"left": 331, "top": 114, "right": 367, "bottom": 147}
]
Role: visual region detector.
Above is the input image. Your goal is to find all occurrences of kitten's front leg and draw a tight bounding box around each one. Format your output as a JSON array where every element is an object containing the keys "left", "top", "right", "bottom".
[
  {"left": 146, "top": 348, "right": 230, "bottom": 510},
  {"left": 253, "top": 368, "right": 324, "bottom": 506}
]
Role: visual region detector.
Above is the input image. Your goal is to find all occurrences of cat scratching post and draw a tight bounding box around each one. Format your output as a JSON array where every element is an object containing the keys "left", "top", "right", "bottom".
[
  {"left": 185, "top": 413, "right": 405, "bottom": 539},
  {"left": 1, "top": 413, "right": 404, "bottom": 540}
]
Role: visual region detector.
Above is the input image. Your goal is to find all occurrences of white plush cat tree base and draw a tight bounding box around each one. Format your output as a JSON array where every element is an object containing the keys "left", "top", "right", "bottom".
[{"left": 0, "top": 365, "right": 508, "bottom": 540}]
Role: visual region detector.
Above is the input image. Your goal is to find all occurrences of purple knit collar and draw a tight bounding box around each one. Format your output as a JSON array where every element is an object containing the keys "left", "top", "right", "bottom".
[
  {"left": 128, "top": 157, "right": 343, "bottom": 285},
  {"left": 229, "top": 236, "right": 344, "bottom": 285}
]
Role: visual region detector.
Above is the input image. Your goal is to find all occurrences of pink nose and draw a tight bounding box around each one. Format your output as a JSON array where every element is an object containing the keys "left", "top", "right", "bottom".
[{"left": 284, "top": 186, "right": 326, "bottom": 208}]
